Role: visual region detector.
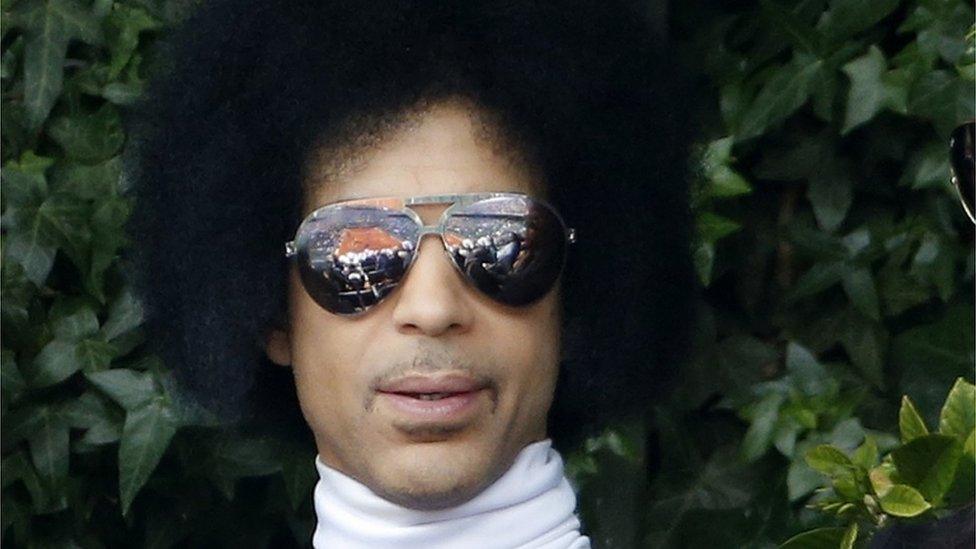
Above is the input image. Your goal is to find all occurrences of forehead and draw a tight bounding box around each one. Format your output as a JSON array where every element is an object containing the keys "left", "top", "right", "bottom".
[{"left": 302, "top": 101, "right": 544, "bottom": 215}]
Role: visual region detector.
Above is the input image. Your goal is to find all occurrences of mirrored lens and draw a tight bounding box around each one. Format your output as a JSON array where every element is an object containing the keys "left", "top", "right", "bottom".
[
  {"left": 443, "top": 196, "right": 567, "bottom": 306},
  {"left": 295, "top": 204, "right": 418, "bottom": 314}
]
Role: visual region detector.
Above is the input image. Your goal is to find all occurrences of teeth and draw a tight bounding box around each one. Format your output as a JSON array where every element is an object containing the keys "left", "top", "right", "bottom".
[{"left": 416, "top": 393, "right": 451, "bottom": 400}]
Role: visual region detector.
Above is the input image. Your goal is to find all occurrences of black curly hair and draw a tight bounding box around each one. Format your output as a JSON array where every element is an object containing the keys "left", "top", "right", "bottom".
[{"left": 124, "top": 0, "right": 697, "bottom": 452}]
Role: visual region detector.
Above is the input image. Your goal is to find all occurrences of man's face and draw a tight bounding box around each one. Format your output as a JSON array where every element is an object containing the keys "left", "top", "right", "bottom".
[{"left": 265, "top": 101, "right": 561, "bottom": 510}]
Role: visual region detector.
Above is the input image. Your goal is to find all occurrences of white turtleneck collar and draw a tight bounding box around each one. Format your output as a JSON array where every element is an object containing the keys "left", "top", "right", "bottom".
[{"left": 312, "top": 439, "right": 591, "bottom": 549}]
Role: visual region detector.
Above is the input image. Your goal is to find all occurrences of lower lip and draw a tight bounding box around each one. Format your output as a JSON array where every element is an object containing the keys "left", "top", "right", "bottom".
[{"left": 378, "top": 390, "right": 484, "bottom": 422}]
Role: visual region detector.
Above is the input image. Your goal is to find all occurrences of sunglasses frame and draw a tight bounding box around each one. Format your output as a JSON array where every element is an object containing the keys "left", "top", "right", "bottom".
[
  {"left": 284, "top": 192, "right": 577, "bottom": 315},
  {"left": 950, "top": 122, "right": 975, "bottom": 224}
]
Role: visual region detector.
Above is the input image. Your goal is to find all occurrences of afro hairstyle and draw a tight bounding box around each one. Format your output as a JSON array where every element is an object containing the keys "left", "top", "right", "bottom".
[{"left": 124, "top": 0, "right": 697, "bottom": 452}]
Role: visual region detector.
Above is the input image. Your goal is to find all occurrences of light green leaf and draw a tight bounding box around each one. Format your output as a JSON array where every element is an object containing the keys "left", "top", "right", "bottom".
[
  {"left": 52, "top": 307, "right": 99, "bottom": 341},
  {"left": 3, "top": 225, "right": 57, "bottom": 286},
  {"left": 76, "top": 338, "right": 117, "bottom": 373},
  {"left": 13, "top": 0, "right": 103, "bottom": 129},
  {"left": 840, "top": 46, "right": 910, "bottom": 133},
  {"left": 805, "top": 445, "right": 854, "bottom": 477},
  {"left": 787, "top": 459, "right": 823, "bottom": 501},
  {"left": 840, "top": 522, "right": 858, "bottom": 549},
  {"left": 697, "top": 211, "right": 742, "bottom": 243},
  {"left": 26, "top": 406, "right": 69, "bottom": 485},
  {"left": 85, "top": 369, "right": 157, "bottom": 410},
  {"left": 105, "top": 5, "right": 161, "bottom": 79},
  {"left": 701, "top": 137, "right": 753, "bottom": 199},
  {"left": 786, "top": 342, "right": 828, "bottom": 396},
  {"left": 101, "top": 287, "right": 145, "bottom": 341},
  {"left": 891, "top": 434, "right": 963, "bottom": 504},
  {"left": 29, "top": 339, "right": 80, "bottom": 388},
  {"left": 778, "top": 526, "right": 846, "bottom": 549},
  {"left": 939, "top": 378, "right": 976, "bottom": 440},
  {"left": 870, "top": 463, "right": 894, "bottom": 496},
  {"left": 878, "top": 484, "right": 931, "bottom": 517},
  {"left": 50, "top": 157, "right": 122, "bottom": 200},
  {"left": 118, "top": 398, "right": 178, "bottom": 515},
  {"left": 899, "top": 395, "right": 930, "bottom": 443},
  {"left": 741, "top": 392, "right": 786, "bottom": 462},
  {"left": 852, "top": 435, "right": 878, "bottom": 469}
]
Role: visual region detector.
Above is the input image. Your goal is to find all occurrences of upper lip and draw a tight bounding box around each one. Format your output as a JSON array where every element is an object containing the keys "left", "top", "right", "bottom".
[{"left": 376, "top": 374, "right": 487, "bottom": 394}]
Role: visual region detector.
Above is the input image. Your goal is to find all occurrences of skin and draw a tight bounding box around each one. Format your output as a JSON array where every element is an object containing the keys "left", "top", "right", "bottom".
[{"left": 265, "top": 100, "right": 562, "bottom": 510}]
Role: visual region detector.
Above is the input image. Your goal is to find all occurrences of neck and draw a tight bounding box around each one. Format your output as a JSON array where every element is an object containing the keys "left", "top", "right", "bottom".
[{"left": 312, "top": 439, "right": 591, "bottom": 549}]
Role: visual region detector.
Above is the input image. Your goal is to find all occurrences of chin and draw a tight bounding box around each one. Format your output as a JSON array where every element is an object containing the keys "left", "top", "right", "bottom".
[{"left": 371, "top": 443, "right": 499, "bottom": 510}]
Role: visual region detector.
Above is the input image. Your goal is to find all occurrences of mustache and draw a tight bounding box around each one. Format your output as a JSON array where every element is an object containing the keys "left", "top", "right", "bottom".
[{"left": 365, "top": 348, "right": 499, "bottom": 408}]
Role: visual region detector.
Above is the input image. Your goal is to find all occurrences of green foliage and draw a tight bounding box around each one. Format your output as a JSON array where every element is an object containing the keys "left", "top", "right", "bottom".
[
  {"left": 787, "top": 379, "right": 975, "bottom": 547},
  {"left": 2, "top": 1, "right": 315, "bottom": 545},
  {"left": 1, "top": 0, "right": 972, "bottom": 547}
]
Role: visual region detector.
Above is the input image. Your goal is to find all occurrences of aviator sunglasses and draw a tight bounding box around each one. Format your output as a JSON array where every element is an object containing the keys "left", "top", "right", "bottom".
[{"left": 284, "top": 192, "right": 576, "bottom": 315}]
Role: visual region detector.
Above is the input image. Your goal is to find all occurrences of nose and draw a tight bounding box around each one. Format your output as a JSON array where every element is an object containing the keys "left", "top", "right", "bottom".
[{"left": 391, "top": 234, "right": 474, "bottom": 336}]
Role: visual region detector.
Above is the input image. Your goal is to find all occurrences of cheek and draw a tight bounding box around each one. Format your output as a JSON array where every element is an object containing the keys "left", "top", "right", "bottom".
[
  {"left": 286, "top": 272, "right": 373, "bottom": 428},
  {"left": 493, "top": 293, "right": 561, "bottom": 404}
]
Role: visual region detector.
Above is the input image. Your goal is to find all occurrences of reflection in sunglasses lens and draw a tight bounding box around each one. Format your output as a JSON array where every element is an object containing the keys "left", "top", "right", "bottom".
[
  {"left": 950, "top": 122, "right": 975, "bottom": 223},
  {"left": 296, "top": 206, "right": 418, "bottom": 314},
  {"left": 444, "top": 197, "right": 566, "bottom": 306}
]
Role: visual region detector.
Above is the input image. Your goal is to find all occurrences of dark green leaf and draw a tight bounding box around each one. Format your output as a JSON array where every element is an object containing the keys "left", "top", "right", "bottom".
[
  {"left": 735, "top": 54, "right": 824, "bottom": 141},
  {"left": 839, "top": 309, "right": 886, "bottom": 388},
  {"left": 841, "top": 267, "right": 880, "bottom": 321},
  {"left": 807, "top": 172, "right": 853, "bottom": 232},
  {"left": 816, "top": 0, "right": 899, "bottom": 45},
  {"left": 47, "top": 103, "right": 125, "bottom": 163},
  {"left": 118, "top": 398, "right": 178, "bottom": 515},
  {"left": 1, "top": 349, "right": 25, "bottom": 402},
  {"left": 787, "top": 261, "right": 846, "bottom": 302},
  {"left": 908, "top": 70, "right": 976, "bottom": 137},
  {"left": 891, "top": 434, "right": 962, "bottom": 504}
]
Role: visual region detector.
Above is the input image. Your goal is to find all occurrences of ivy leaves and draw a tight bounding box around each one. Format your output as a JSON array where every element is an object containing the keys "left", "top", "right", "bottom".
[{"left": 790, "top": 380, "right": 975, "bottom": 547}]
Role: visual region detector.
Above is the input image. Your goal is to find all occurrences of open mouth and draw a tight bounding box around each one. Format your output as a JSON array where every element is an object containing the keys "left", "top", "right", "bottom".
[
  {"left": 389, "top": 391, "right": 472, "bottom": 400},
  {"left": 377, "top": 389, "right": 486, "bottom": 422}
]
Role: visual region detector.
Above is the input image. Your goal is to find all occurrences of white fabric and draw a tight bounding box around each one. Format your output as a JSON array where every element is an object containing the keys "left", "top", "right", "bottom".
[{"left": 312, "top": 439, "right": 591, "bottom": 549}]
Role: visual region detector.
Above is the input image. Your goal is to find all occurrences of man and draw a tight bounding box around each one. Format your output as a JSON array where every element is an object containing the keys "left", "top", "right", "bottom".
[{"left": 126, "top": 1, "right": 695, "bottom": 546}]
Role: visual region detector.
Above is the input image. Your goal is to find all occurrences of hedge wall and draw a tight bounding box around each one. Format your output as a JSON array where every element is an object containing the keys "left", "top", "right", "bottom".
[{"left": 1, "top": 0, "right": 973, "bottom": 547}]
